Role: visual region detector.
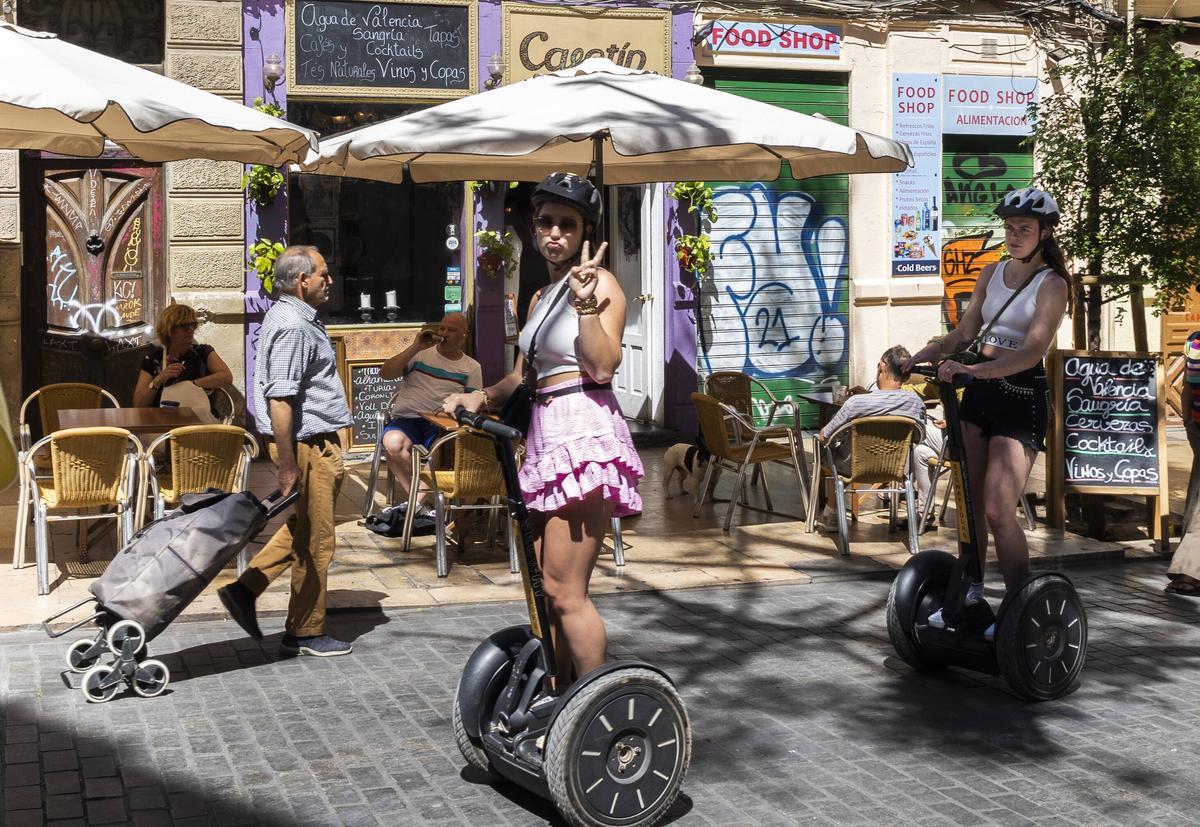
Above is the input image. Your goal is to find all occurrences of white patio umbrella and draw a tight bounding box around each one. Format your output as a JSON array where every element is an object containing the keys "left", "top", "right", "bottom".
[
  {"left": 0, "top": 21, "right": 316, "bottom": 164},
  {"left": 303, "top": 58, "right": 911, "bottom": 184}
]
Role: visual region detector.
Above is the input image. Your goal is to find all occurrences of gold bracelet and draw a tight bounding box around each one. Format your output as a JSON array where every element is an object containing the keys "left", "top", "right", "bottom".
[
  {"left": 476, "top": 388, "right": 490, "bottom": 411},
  {"left": 574, "top": 296, "right": 599, "bottom": 316}
]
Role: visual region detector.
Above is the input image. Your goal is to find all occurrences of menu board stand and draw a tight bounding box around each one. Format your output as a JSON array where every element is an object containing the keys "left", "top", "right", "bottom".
[{"left": 1047, "top": 349, "right": 1169, "bottom": 548}]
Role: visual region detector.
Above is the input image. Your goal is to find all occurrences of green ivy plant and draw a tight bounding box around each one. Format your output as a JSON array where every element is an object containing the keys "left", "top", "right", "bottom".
[
  {"left": 242, "top": 164, "right": 285, "bottom": 206},
  {"left": 247, "top": 238, "right": 286, "bottom": 295},
  {"left": 476, "top": 229, "right": 518, "bottom": 279},
  {"left": 242, "top": 98, "right": 287, "bottom": 207},
  {"left": 670, "top": 181, "right": 719, "bottom": 276}
]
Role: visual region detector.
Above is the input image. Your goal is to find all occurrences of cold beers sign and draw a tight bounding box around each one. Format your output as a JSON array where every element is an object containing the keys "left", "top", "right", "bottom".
[
  {"left": 502, "top": 3, "right": 671, "bottom": 83},
  {"left": 892, "top": 74, "right": 942, "bottom": 276}
]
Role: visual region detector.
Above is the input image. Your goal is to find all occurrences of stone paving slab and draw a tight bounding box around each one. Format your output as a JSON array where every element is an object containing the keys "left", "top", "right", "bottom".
[{"left": 3, "top": 557, "right": 1200, "bottom": 825}]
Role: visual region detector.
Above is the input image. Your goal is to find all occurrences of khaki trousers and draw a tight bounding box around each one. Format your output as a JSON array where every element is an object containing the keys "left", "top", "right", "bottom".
[{"left": 238, "top": 434, "right": 345, "bottom": 636}]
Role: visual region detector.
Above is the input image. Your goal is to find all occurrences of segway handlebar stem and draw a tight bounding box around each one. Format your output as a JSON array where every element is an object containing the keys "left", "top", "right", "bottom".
[{"left": 454, "top": 406, "right": 523, "bottom": 442}]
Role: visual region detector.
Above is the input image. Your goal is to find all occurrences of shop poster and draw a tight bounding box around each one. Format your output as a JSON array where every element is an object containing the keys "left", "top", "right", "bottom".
[{"left": 892, "top": 74, "right": 942, "bottom": 276}]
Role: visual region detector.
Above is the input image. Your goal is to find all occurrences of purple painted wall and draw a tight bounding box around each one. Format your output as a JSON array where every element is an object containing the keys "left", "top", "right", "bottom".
[
  {"left": 472, "top": 1, "right": 506, "bottom": 385},
  {"left": 242, "top": 0, "right": 289, "bottom": 434}
]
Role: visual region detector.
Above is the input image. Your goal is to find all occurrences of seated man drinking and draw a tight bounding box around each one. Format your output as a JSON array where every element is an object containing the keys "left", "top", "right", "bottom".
[
  {"left": 379, "top": 312, "right": 482, "bottom": 519},
  {"left": 816, "top": 345, "right": 926, "bottom": 532}
]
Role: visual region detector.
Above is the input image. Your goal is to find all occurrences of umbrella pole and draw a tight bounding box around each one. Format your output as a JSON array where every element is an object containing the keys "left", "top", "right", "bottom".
[{"left": 592, "top": 131, "right": 609, "bottom": 247}]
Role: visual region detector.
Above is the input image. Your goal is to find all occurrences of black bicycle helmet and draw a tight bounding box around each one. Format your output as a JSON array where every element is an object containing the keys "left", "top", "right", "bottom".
[
  {"left": 531, "top": 172, "right": 602, "bottom": 227},
  {"left": 993, "top": 187, "right": 1060, "bottom": 226}
]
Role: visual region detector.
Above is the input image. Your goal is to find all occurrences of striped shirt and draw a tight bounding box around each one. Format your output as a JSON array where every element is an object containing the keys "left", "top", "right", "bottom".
[
  {"left": 389, "top": 348, "right": 482, "bottom": 419},
  {"left": 255, "top": 294, "right": 352, "bottom": 439}
]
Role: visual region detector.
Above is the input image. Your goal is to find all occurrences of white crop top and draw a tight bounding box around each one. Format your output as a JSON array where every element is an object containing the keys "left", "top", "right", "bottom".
[
  {"left": 978, "top": 260, "right": 1051, "bottom": 352},
  {"left": 517, "top": 279, "right": 583, "bottom": 381}
]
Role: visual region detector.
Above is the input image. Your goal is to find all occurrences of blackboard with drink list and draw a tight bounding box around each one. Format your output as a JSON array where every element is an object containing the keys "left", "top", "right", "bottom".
[{"left": 287, "top": 0, "right": 476, "bottom": 100}]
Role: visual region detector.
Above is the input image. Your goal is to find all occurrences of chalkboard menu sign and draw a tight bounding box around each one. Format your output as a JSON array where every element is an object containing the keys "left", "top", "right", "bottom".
[
  {"left": 287, "top": 0, "right": 476, "bottom": 100},
  {"left": 1055, "top": 352, "right": 1164, "bottom": 492},
  {"left": 345, "top": 359, "right": 402, "bottom": 450}
]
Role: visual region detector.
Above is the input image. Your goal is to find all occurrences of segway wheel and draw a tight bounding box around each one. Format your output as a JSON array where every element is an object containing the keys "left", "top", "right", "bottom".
[
  {"left": 106, "top": 620, "right": 146, "bottom": 656},
  {"left": 885, "top": 551, "right": 954, "bottom": 671},
  {"left": 997, "top": 575, "right": 1087, "bottom": 701},
  {"left": 545, "top": 667, "right": 690, "bottom": 827},
  {"left": 131, "top": 659, "right": 170, "bottom": 698},
  {"left": 81, "top": 664, "right": 122, "bottom": 703},
  {"left": 65, "top": 637, "right": 103, "bottom": 673},
  {"left": 452, "top": 692, "right": 492, "bottom": 774}
]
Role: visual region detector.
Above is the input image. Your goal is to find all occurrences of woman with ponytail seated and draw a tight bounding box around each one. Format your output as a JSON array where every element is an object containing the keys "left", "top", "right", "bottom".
[{"left": 904, "top": 188, "right": 1071, "bottom": 638}]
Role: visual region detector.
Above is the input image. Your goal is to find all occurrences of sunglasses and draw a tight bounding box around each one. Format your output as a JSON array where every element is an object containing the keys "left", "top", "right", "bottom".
[
  {"left": 176, "top": 322, "right": 199, "bottom": 331},
  {"left": 534, "top": 215, "right": 579, "bottom": 233}
]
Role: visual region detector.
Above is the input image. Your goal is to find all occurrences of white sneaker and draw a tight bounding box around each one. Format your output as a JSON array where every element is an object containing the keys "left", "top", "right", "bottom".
[
  {"left": 984, "top": 623, "right": 995, "bottom": 642},
  {"left": 818, "top": 508, "right": 839, "bottom": 532},
  {"left": 926, "top": 608, "right": 946, "bottom": 629}
]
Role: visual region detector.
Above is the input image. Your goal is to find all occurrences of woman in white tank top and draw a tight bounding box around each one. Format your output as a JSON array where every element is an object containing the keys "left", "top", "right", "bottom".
[
  {"left": 444, "top": 173, "right": 642, "bottom": 692},
  {"left": 906, "top": 188, "right": 1071, "bottom": 633}
]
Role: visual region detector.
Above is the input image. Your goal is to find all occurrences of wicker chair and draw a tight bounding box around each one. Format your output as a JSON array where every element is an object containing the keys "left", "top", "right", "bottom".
[
  {"left": 403, "top": 426, "right": 520, "bottom": 578},
  {"left": 20, "top": 427, "right": 142, "bottom": 595},
  {"left": 703, "top": 371, "right": 799, "bottom": 447},
  {"left": 14, "top": 383, "right": 119, "bottom": 570},
  {"left": 691, "top": 392, "right": 810, "bottom": 532},
  {"left": 141, "top": 425, "right": 258, "bottom": 524},
  {"left": 209, "top": 386, "right": 237, "bottom": 425},
  {"left": 806, "top": 416, "right": 923, "bottom": 556}
]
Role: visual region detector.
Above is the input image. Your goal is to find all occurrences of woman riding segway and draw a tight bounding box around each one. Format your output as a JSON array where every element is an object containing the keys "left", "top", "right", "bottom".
[
  {"left": 890, "top": 188, "right": 1088, "bottom": 700},
  {"left": 443, "top": 173, "right": 688, "bottom": 826}
]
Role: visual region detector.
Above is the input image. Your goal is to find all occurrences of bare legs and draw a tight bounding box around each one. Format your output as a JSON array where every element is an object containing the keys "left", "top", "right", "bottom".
[
  {"left": 961, "top": 422, "right": 1038, "bottom": 591},
  {"left": 531, "top": 491, "right": 614, "bottom": 690},
  {"left": 381, "top": 429, "right": 416, "bottom": 503}
]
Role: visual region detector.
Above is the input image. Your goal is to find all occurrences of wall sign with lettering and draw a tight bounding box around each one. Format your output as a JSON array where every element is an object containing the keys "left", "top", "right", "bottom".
[
  {"left": 943, "top": 74, "right": 1037, "bottom": 136},
  {"left": 287, "top": 0, "right": 476, "bottom": 100},
  {"left": 892, "top": 74, "right": 942, "bottom": 276},
  {"left": 344, "top": 359, "right": 403, "bottom": 450},
  {"left": 502, "top": 3, "right": 670, "bottom": 84},
  {"left": 1047, "top": 350, "right": 1169, "bottom": 543},
  {"left": 703, "top": 21, "right": 842, "bottom": 58}
]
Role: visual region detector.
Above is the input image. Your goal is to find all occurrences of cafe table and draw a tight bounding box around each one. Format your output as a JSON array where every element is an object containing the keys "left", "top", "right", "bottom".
[{"left": 57, "top": 406, "right": 203, "bottom": 437}]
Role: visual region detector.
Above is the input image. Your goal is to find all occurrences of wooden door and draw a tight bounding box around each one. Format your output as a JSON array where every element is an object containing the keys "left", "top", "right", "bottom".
[{"left": 21, "top": 160, "right": 166, "bottom": 409}]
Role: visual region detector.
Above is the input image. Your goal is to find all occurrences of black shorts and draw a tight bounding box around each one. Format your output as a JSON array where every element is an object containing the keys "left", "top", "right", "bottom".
[{"left": 958, "top": 363, "right": 1048, "bottom": 453}]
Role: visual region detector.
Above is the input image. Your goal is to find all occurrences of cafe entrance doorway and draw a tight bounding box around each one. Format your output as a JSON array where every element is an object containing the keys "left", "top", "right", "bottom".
[{"left": 20, "top": 159, "right": 166, "bottom": 409}]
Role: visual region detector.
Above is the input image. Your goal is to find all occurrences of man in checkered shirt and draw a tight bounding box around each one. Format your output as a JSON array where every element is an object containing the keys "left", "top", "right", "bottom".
[{"left": 219, "top": 246, "right": 355, "bottom": 657}]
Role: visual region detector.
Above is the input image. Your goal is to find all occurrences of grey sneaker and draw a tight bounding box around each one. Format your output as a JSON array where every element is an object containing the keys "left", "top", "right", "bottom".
[{"left": 280, "top": 634, "right": 353, "bottom": 657}]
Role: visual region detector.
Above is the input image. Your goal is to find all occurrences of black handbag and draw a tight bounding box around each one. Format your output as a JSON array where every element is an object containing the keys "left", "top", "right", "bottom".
[{"left": 501, "top": 280, "right": 571, "bottom": 434}]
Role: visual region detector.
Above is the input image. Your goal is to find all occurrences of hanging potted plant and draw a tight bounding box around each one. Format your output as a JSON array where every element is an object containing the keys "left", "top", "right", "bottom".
[
  {"left": 475, "top": 229, "right": 518, "bottom": 279},
  {"left": 671, "top": 181, "right": 718, "bottom": 278},
  {"left": 247, "top": 237, "right": 286, "bottom": 294},
  {"left": 242, "top": 98, "right": 288, "bottom": 207}
]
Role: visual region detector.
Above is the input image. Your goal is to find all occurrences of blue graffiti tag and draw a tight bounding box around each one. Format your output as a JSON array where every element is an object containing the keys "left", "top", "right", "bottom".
[{"left": 700, "top": 183, "right": 849, "bottom": 381}]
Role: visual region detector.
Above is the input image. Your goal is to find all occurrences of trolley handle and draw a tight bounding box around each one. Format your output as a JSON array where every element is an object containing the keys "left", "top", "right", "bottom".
[
  {"left": 912, "top": 362, "right": 974, "bottom": 387},
  {"left": 261, "top": 489, "right": 300, "bottom": 520},
  {"left": 454, "top": 406, "right": 523, "bottom": 443}
]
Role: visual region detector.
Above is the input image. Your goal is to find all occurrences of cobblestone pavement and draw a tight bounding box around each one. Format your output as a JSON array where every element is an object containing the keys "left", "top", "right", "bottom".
[{"left": 3, "top": 558, "right": 1199, "bottom": 826}]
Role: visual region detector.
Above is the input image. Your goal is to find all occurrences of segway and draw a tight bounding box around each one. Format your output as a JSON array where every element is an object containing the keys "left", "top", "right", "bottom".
[
  {"left": 451, "top": 408, "right": 690, "bottom": 827},
  {"left": 885, "top": 365, "right": 1087, "bottom": 701}
]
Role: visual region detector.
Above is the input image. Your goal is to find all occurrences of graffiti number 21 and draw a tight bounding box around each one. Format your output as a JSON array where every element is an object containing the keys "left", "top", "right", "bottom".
[{"left": 755, "top": 306, "right": 799, "bottom": 352}]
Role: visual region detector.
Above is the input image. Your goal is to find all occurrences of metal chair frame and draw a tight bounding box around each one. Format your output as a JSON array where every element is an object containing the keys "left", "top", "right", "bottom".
[
  {"left": 806, "top": 416, "right": 923, "bottom": 556},
  {"left": 691, "top": 392, "right": 810, "bottom": 532},
  {"left": 21, "top": 428, "right": 142, "bottom": 595},
  {"left": 920, "top": 439, "right": 1037, "bottom": 531},
  {"left": 14, "top": 384, "right": 119, "bottom": 570}
]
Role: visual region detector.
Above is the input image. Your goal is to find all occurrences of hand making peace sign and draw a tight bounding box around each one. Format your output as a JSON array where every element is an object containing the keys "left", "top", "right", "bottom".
[{"left": 568, "top": 240, "right": 608, "bottom": 303}]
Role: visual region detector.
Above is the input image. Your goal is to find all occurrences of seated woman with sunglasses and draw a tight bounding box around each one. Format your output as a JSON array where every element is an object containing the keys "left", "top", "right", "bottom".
[
  {"left": 443, "top": 172, "right": 643, "bottom": 692},
  {"left": 133, "top": 303, "right": 234, "bottom": 409}
]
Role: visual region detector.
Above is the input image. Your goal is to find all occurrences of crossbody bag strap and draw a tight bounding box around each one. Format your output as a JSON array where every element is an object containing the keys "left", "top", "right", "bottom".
[
  {"left": 523, "top": 278, "right": 572, "bottom": 383},
  {"left": 971, "top": 265, "right": 1050, "bottom": 351}
]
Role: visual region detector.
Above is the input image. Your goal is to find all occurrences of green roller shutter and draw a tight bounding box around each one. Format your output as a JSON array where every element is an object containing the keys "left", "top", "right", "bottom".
[
  {"left": 699, "top": 71, "right": 850, "bottom": 429},
  {"left": 940, "top": 135, "right": 1034, "bottom": 328}
]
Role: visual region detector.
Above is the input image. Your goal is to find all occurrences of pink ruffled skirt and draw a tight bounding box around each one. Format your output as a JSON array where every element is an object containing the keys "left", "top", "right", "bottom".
[{"left": 519, "top": 378, "right": 643, "bottom": 517}]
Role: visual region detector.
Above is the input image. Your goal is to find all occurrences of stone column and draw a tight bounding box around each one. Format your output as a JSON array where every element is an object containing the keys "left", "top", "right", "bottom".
[{"left": 164, "top": 0, "right": 248, "bottom": 418}]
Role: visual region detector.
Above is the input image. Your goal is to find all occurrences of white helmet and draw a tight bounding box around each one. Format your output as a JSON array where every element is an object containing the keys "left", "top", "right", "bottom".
[{"left": 993, "top": 187, "right": 1060, "bottom": 226}]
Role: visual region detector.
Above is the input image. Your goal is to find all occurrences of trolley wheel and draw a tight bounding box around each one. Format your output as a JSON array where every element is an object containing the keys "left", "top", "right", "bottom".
[
  {"left": 131, "top": 659, "right": 170, "bottom": 698},
  {"left": 452, "top": 690, "right": 492, "bottom": 774},
  {"left": 886, "top": 551, "right": 955, "bottom": 671},
  {"left": 65, "top": 637, "right": 105, "bottom": 673},
  {"left": 545, "top": 667, "right": 690, "bottom": 827},
  {"left": 106, "top": 620, "right": 146, "bottom": 657},
  {"left": 81, "top": 664, "right": 122, "bottom": 703},
  {"left": 997, "top": 574, "right": 1087, "bottom": 701}
]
